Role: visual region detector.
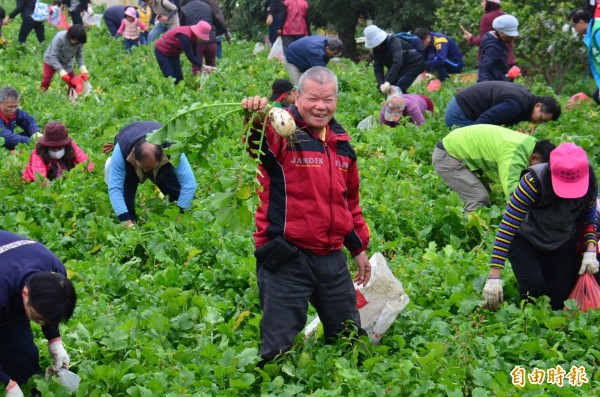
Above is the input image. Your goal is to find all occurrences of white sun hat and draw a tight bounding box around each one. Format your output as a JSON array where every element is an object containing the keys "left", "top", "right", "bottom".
[{"left": 364, "top": 25, "right": 388, "bottom": 49}]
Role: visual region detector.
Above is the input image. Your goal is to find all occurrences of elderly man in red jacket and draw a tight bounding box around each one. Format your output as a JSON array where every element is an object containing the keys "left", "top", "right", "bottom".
[{"left": 241, "top": 66, "right": 371, "bottom": 364}]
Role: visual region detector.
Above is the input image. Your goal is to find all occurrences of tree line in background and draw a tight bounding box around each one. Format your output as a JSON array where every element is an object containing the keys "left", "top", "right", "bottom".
[{"left": 221, "top": 0, "right": 591, "bottom": 93}]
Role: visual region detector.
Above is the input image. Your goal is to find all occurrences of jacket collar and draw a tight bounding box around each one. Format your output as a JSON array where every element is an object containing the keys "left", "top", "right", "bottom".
[{"left": 0, "top": 110, "right": 17, "bottom": 124}]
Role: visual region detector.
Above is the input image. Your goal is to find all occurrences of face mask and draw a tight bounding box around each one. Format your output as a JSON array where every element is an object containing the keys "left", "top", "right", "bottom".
[{"left": 48, "top": 148, "right": 65, "bottom": 159}]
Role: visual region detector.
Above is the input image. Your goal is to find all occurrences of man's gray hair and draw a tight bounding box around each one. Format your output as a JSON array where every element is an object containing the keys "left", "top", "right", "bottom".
[
  {"left": 0, "top": 87, "right": 20, "bottom": 103},
  {"left": 326, "top": 37, "right": 343, "bottom": 55},
  {"left": 298, "top": 66, "right": 338, "bottom": 95}
]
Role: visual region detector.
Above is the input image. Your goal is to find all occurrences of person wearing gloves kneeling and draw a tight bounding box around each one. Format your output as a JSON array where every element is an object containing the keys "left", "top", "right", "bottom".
[
  {"left": 483, "top": 142, "right": 599, "bottom": 311},
  {"left": 364, "top": 24, "right": 425, "bottom": 94},
  {"left": 40, "top": 25, "right": 89, "bottom": 92},
  {"left": 0, "top": 230, "right": 76, "bottom": 397}
]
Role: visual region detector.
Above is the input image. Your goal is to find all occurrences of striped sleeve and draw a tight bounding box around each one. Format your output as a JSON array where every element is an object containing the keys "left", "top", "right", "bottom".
[
  {"left": 579, "top": 194, "right": 598, "bottom": 249},
  {"left": 490, "top": 172, "right": 539, "bottom": 269}
]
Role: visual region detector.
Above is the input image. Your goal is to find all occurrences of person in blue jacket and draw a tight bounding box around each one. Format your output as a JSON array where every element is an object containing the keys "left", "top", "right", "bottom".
[
  {"left": 569, "top": 8, "right": 600, "bottom": 105},
  {"left": 104, "top": 121, "right": 197, "bottom": 227},
  {"left": 0, "top": 87, "right": 40, "bottom": 150},
  {"left": 414, "top": 28, "right": 463, "bottom": 82},
  {"left": 0, "top": 230, "right": 76, "bottom": 397},
  {"left": 478, "top": 14, "right": 519, "bottom": 82},
  {"left": 283, "top": 35, "right": 343, "bottom": 85}
]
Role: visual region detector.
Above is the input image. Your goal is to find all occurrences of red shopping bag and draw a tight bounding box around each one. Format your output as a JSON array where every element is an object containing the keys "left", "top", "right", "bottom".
[
  {"left": 58, "top": 12, "right": 70, "bottom": 30},
  {"left": 70, "top": 75, "right": 84, "bottom": 94},
  {"left": 565, "top": 273, "right": 600, "bottom": 312}
]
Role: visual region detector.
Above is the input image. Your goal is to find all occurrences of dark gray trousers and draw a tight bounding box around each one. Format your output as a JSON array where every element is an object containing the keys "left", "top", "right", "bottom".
[{"left": 256, "top": 248, "right": 360, "bottom": 360}]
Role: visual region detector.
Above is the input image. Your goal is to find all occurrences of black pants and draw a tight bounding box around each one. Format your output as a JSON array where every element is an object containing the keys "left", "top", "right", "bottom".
[
  {"left": 123, "top": 164, "right": 181, "bottom": 221},
  {"left": 0, "top": 316, "right": 41, "bottom": 387},
  {"left": 256, "top": 247, "right": 361, "bottom": 360},
  {"left": 508, "top": 233, "right": 579, "bottom": 310},
  {"left": 18, "top": 17, "right": 44, "bottom": 44},
  {"left": 69, "top": 3, "right": 86, "bottom": 26}
]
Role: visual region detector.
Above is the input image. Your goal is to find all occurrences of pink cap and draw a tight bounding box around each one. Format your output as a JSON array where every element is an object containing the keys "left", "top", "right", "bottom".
[
  {"left": 124, "top": 7, "right": 137, "bottom": 18},
  {"left": 550, "top": 142, "right": 589, "bottom": 198},
  {"left": 191, "top": 21, "right": 211, "bottom": 41}
]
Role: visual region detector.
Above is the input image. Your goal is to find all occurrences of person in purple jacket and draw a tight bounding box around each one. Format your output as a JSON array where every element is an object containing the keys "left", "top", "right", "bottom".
[
  {"left": 380, "top": 92, "right": 434, "bottom": 127},
  {"left": 283, "top": 35, "right": 343, "bottom": 84},
  {"left": 0, "top": 230, "right": 76, "bottom": 397},
  {"left": 0, "top": 87, "right": 40, "bottom": 150}
]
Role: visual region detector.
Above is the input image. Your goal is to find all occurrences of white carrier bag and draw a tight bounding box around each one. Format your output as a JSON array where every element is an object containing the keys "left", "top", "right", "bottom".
[{"left": 304, "top": 252, "right": 409, "bottom": 344}]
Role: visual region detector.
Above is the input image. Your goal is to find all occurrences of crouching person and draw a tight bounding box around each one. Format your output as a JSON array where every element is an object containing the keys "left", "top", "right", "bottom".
[
  {"left": 0, "top": 230, "right": 76, "bottom": 396},
  {"left": 22, "top": 122, "right": 93, "bottom": 183},
  {"left": 483, "top": 143, "right": 598, "bottom": 311}
]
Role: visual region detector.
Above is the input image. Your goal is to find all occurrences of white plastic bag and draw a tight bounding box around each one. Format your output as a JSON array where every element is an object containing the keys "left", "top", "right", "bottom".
[
  {"left": 267, "top": 37, "right": 284, "bottom": 61},
  {"left": 357, "top": 115, "right": 375, "bottom": 131},
  {"left": 32, "top": 0, "right": 50, "bottom": 22},
  {"left": 83, "top": 13, "right": 102, "bottom": 28},
  {"left": 253, "top": 42, "right": 265, "bottom": 54},
  {"left": 304, "top": 252, "right": 409, "bottom": 344},
  {"left": 45, "top": 367, "right": 81, "bottom": 393}
]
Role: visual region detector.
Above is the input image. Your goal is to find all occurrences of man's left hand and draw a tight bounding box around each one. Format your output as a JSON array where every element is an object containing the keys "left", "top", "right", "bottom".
[
  {"left": 48, "top": 338, "right": 70, "bottom": 371},
  {"left": 353, "top": 251, "right": 371, "bottom": 287}
]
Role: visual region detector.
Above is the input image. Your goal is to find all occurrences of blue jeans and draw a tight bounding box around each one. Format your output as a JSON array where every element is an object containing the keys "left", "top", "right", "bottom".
[
  {"left": 155, "top": 47, "right": 184, "bottom": 84},
  {"left": 148, "top": 23, "right": 168, "bottom": 43},
  {"left": 444, "top": 97, "right": 474, "bottom": 127},
  {"left": 139, "top": 31, "right": 149, "bottom": 45},
  {"left": 124, "top": 38, "right": 139, "bottom": 51},
  {"left": 216, "top": 36, "right": 223, "bottom": 59}
]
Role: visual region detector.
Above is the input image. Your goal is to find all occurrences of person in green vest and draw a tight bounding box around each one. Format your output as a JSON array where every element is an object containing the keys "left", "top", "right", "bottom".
[
  {"left": 432, "top": 124, "right": 555, "bottom": 212},
  {"left": 568, "top": 8, "right": 600, "bottom": 104}
]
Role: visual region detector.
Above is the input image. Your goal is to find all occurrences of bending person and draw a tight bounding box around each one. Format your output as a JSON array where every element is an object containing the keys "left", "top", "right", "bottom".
[
  {"left": 483, "top": 143, "right": 599, "bottom": 310},
  {"left": 106, "top": 121, "right": 197, "bottom": 227}
]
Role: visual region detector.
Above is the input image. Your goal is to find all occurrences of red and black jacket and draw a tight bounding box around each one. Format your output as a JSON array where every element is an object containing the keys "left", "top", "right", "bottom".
[{"left": 250, "top": 107, "right": 369, "bottom": 256}]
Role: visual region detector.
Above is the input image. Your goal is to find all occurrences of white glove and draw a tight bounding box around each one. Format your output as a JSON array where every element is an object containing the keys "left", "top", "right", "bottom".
[
  {"left": 5, "top": 381, "right": 24, "bottom": 397},
  {"left": 482, "top": 278, "right": 503, "bottom": 311},
  {"left": 579, "top": 251, "right": 599, "bottom": 275},
  {"left": 48, "top": 338, "right": 70, "bottom": 371},
  {"left": 379, "top": 82, "right": 391, "bottom": 94}
]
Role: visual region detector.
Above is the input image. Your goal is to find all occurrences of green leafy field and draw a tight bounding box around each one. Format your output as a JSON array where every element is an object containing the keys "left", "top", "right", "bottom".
[{"left": 2, "top": 20, "right": 600, "bottom": 396}]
